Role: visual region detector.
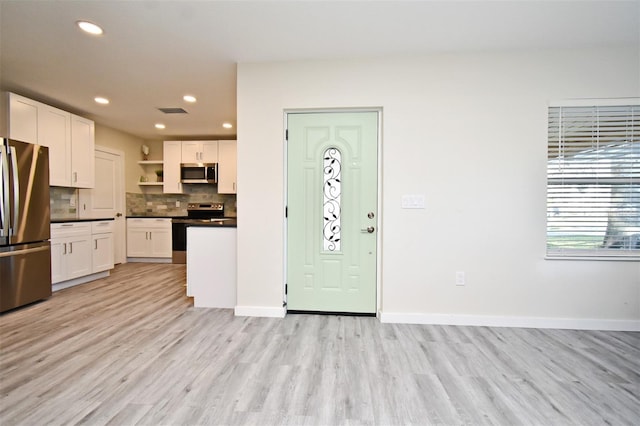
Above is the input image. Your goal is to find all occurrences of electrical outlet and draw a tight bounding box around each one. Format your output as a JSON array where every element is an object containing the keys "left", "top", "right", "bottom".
[
  {"left": 456, "top": 271, "right": 465, "bottom": 286},
  {"left": 175, "top": 201, "right": 180, "bottom": 207},
  {"left": 69, "top": 196, "right": 76, "bottom": 207}
]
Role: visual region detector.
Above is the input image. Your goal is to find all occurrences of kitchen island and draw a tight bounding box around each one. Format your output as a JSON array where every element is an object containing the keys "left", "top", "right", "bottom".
[{"left": 186, "top": 221, "right": 237, "bottom": 308}]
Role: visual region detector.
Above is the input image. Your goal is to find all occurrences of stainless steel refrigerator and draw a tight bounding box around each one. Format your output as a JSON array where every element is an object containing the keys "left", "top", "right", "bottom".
[{"left": 1, "top": 138, "right": 52, "bottom": 312}]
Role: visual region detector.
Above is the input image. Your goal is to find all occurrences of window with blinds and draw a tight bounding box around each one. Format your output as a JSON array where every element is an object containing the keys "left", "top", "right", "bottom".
[{"left": 547, "top": 102, "right": 639, "bottom": 258}]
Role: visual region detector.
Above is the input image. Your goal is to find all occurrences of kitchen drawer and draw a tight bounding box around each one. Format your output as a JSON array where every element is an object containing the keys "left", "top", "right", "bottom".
[
  {"left": 51, "top": 222, "right": 91, "bottom": 239},
  {"left": 127, "top": 218, "right": 172, "bottom": 229},
  {"left": 91, "top": 220, "right": 114, "bottom": 234}
]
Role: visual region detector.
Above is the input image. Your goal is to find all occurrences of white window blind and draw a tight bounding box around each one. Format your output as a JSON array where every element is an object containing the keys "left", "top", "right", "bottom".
[{"left": 547, "top": 103, "right": 639, "bottom": 258}]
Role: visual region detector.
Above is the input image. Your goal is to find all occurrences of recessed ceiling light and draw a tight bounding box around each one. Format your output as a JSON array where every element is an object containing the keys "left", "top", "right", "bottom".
[
  {"left": 155, "top": 123, "right": 166, "bottom": 129},
  {"left": 94, "top": 97, "right": 109, "bottom": 105},
  {"left": 222, "top": 122, "right": 233, "bottom": 129},
  {"left": 77, "top": 20, "right": 103, "bottom": 35},
  {"left": 183, "top": 95, "right": 197, "bottom": 103}
]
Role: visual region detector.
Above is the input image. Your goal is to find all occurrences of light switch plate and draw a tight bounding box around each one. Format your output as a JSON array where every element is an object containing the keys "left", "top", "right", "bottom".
[{"left": 401, "top": 194, "right": 425, "bottom": 209}]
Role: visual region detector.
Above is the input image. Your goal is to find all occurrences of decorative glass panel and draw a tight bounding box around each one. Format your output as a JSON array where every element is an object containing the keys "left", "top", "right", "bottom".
[{"left": 323, "top": 148, "right": 342, "bottom": 251}]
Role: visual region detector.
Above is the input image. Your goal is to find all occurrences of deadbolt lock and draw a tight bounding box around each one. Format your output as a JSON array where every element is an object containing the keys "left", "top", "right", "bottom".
[{"left": 367, "top": 212, "right": 375, "bottom": 219}]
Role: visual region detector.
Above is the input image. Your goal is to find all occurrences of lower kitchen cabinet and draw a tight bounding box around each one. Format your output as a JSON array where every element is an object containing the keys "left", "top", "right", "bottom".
[
  {"left": 92, "top": 221, "right": 114, "bottom": 273},
  {"left": 51, "top": 223, "right": 92, "bottom": 284},
  {"left": 51, "top": 220, "right": 115, "bottom": 288},
  {"left": 126, "top": 218, "right": 172, "bottom": 260}
]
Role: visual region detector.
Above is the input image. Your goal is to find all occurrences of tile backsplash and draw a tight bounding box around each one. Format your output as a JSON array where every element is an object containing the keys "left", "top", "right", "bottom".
[
  {"left": 50, "top": 187, "right": 78, "bottom": 220},
  {"left": 50, "top": 185, "right": 237, "bottom": 220},
  {"left": 127, "top": 185, "right": 237, "bottom": 217}
]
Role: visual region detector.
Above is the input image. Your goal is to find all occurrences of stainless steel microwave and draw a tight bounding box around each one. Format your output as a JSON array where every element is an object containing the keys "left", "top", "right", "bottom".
[{"left": 180, "top": 163, "right": 217, "bottom": 183}]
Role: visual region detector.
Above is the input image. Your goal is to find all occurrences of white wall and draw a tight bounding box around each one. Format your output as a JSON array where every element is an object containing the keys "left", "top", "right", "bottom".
[{"left": 236, "top": 47, "right": 640, "bottom": 329}]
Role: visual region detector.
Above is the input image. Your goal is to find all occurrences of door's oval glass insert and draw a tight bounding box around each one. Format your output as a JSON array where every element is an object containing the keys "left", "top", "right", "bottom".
[{"left": 323, "top": 148, "right": 342, "bottom": 252}]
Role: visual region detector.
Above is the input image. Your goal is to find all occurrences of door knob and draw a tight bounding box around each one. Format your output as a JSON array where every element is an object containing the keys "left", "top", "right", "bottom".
[
  {"left": 116, "top": 213, "right": 123, "bottom": 217},
  {"left": 361, "top": 226, "right": 375, "bottom": 233}
]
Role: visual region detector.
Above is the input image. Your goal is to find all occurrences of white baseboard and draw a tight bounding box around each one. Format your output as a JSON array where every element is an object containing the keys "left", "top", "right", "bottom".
[
  {"left": 53, "top": 271, "right": 110, "bottom": 292},
  {"left": 126, "top": 257, "right": 172, "bottom": 263},
  {"left": 379, "top": 312, "right": 640, "bottom": 332},
  {"left": 234, "top": 305, "right": 286, "bottom": 318}
]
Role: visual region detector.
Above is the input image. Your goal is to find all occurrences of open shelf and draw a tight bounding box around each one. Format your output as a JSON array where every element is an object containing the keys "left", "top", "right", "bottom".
[{"left": 138, "top": 160, "right": 163, "bottom": 187}]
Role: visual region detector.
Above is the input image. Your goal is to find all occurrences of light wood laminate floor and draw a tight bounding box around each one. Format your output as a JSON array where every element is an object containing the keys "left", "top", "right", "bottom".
[{"left": 1, "top": 263, "right": 639, "bottom": 425}]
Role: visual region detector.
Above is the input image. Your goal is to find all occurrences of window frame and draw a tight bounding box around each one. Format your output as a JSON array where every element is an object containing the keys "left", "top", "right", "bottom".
[{"left": 546, "top": 98, "right": 640, "bottom": 261}]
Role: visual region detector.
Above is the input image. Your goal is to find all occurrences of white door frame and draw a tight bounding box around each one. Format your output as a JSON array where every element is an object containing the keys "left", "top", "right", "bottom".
[{"left": 283, "top": 107, "right": 383, "bottom": 316}]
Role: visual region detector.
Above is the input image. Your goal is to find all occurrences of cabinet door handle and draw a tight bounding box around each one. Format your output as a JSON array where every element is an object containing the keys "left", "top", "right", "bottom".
[
  {"left": 69, "top": 242, "right": 73, "bottom": 253},
  {"left": 63, "top": 242, "right": 67, "bottom": 255},
  {"left": 73, "top": 172, "right": 78, "bottom": 183},
  {"left": 95, "top": 240, "right": 98, "bottom": 250},
  {"left": 149, "top": 232, "right": 152, "bottom": 240},
  {"left": 233, "top": 182, "right": 236, "bottom": 191}
]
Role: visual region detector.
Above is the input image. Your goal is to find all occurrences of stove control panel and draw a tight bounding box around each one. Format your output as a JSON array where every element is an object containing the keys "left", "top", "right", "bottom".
[{"left": 187, "top": 203, "right": 224, "bottom": 212}]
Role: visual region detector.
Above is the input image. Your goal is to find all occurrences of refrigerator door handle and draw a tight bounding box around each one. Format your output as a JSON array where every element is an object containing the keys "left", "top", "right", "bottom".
[
  {"left": 9, "top": 146, "right": 19, "bottom": 236},
  {"left": 0, "top": 145, "right": 9, "bottom": 238},
  {"left": 0, "top": 244, "right": 50, "bottom": 258}
]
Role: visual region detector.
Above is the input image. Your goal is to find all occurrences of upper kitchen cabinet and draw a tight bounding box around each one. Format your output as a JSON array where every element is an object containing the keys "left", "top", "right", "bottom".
[
  {"left": 4, "top": 92, "right": 95, "bottom": 188},
  {"left": 163, "top": 141, "right": 183, "bottom": 194},
  {"left": 38, "top": 104, "right": 71, "bottom": 186},
  {"left": 181, "top": 140, "right": 218, "bottom": 163},
  {"left": 70, "top": 115, "right": 95, "bottom": 188},
  {"left": 7, "top": 92, "right": 39, "bottom": 143},
  {"left": 217, "top": 140, "right": 237, "bottom": 194}
]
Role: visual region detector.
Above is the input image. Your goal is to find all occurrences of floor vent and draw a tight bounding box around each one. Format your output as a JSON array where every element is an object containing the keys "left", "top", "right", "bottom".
[{"left": 158, "top": 107, "right": 188, "bottom": 114}]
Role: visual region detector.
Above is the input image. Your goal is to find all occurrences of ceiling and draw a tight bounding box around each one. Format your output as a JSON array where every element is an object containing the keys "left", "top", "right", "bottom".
[{"left": 1, "top": 1, "right": 638, "bottom": 140}]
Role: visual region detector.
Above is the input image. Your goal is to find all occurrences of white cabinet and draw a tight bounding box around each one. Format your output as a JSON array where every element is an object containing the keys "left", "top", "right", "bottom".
[
  {"left": 40, "top": 105, "right": 71, "bottom": 186},
  {"left": 181, "top": 140, "right": 218, "bottom": 163},
  {"left": 7, "top": 93, "right": 73, "bottom": 187},
  {"left": 91, "top": 221, "right": 114, "bottom": 273},
  {"left": 5, "top": 92, "right": 94, "bottom": 188},
  {"left": 164, "top": 139, "right": 236, "bottom": 194},
  {"left": 8, "top": 92, "right": 39, "bottom": 143},
  {"left": 70, "top": 115, "right": 95, "bottom": 188},
  {"left": 51, "top": 223, "right": 92, "bottom": 284},
  {"left": 218, "top": 140, "right": 237, "bottom": 194},
  {"left": 126, "top": 218, "right": 172, "bottom": 259},
  {"left": 163, "top": 141, "right": 183, "bottom": 194}
]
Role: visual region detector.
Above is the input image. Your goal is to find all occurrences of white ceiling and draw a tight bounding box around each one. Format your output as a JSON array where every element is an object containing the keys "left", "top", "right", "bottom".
[{"left": 1, "top": 0, "right": 638, "bottom": 140}]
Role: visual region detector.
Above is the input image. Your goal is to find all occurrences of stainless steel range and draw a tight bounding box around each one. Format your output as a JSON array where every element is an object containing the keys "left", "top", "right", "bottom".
[{"left": 172, "top": 203, "right": 230, "bottom": 263}]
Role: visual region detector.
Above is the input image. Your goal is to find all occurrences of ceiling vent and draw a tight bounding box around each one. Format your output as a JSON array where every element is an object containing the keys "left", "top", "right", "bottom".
[{"left": 158, "top": 107, "right": 188, "bottom": 114}]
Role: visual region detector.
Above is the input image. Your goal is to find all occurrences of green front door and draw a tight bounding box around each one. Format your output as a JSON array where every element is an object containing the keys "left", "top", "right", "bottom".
[{"left": 287, "top": 111, "right": 378, "bottom": 313}]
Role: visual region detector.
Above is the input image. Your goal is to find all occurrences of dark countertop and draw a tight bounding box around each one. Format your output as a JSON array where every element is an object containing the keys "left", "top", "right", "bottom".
[{"left": 51, "top": 218, "right": 115, "bottom": 223}]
